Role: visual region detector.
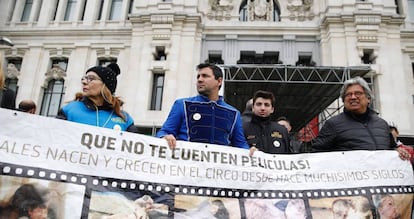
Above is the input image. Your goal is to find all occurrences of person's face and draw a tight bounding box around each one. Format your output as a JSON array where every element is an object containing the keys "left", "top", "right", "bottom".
[
  {"left": 210, "top": 202, "right": 219, "bottom": 215},
  {"left": 278, "top": 120, "right": 292, "bottom": 132},
  {"left": 332, "top": 204, "right": 349, "bottom": 219},
  {"left": 379, "top": 197, "right": 399, "bottom": 219},
  {"left": 285, "top": 200, "right": 306, "bottom": 219},
  {"left": 343, "top": 84, "right": 370, "bottom": 114},
  {"left": 28, "top": 207, "right": 48, "bottom": 219},
  {"left": 196, "top": 67, "right": 222, "bottom": 98},
  {"left": 81, "top": 72, "right": 104, "bottom": 98},
  {"left": 252, "top": 97, "right": 274, "bottom": 118}
]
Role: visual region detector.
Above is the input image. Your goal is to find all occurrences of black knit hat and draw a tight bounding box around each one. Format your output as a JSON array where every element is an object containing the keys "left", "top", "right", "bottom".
[{"left": 86, "top": 63, "right": 120, "bottom": 94}]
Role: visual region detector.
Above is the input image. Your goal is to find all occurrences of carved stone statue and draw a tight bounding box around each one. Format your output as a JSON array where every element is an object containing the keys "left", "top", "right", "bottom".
[
  {"left": 207, "top": 0, "right": 234, "bottom": 20},
  {"left": 6, "top": 63, "right": 20, "bottom": 79},
  {"left": 287, "top": 0, "right": 315, "bottom": 21},
  {"left": 248, "top": 0, "right": 273, "bottom": 21},
  {"left": 44, "top": 64, "right": 66, "bottom": 87}
]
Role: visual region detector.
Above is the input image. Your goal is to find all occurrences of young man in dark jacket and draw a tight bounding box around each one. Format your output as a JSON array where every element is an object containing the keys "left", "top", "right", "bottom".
[{"left": 243, "top": 90, "right": 292, "bottom": 155}]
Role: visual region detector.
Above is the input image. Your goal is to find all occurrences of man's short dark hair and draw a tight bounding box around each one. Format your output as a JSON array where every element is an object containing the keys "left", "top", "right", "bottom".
[
  {"left": 196, "top": 63, "right": 223, "bottom": 80},
  {"left": 18, "top": 100, "right": 36, "bottom": 112},
  {"left": 277, "top": 116, "right": 290, "bottom": 123},
  {"left": 253, "top": 90, "right": 275, "bottom": 107}
]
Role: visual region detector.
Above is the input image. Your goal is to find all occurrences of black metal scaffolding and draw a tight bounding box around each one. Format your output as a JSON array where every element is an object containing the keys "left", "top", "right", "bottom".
[{"left": 221, "top": 64, "right": 372, "bottom": 132}]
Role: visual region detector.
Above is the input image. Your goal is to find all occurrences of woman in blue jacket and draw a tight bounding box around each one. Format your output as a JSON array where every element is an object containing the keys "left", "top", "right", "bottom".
[{"left": 57, "top": 63, "right": 135, "bottom": 132}]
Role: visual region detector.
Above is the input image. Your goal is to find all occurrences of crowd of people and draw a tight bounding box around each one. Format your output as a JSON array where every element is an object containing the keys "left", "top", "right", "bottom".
[
  {"left": 1, "top": 60, "right": 413, "bottom": 158},
  {"left": 154, "top": 63, "right": 412, "bottom": 163},
  {"left": 1, "top": 60, "right": 413, "bottom": 218}
]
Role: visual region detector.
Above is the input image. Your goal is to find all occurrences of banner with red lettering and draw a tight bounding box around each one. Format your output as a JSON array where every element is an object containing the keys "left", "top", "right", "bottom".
[{"left": 0, "top": 108, "right": 413, "bottom": 218}]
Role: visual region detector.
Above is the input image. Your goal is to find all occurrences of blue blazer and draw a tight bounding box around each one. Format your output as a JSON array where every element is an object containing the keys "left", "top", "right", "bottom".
[{"left": 157, "top": 95, "right": 249, "bottom": 149}]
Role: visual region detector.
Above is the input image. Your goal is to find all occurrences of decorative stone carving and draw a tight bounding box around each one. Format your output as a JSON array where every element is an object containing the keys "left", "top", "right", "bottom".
[
  {"left": 287, "top": 0, "right": 315, "bottom": 21},
  {"left": 49, "top": 48, "right": 71, "bottom": 57},
  {"left": 97, "top": 48, "right": 120, "bottom": 58},
  {"left": 151, "top": 15, "right": 174, "bottom": 24},
  {"left": 5, "top": 48, "right": 26, "bottom": 57},
  {"left": 6, "top": 63, "right": 20, "bottom": 79},
  {"left": 44, "top": 64, "right": 66, "bottom": 87},
  {"left": 153, "top": 34, "right": 171, "bottom": 40},
  {"left": 358, "top": 35, "right": 378, "bottom": 42},
  {"left": 355, "top": 15, "right": 381, "bottom": 25},
  {"left": 248, "top": 0, "right": 273, "bottom": 21},
  {"left": 207, "top": 0, "right": 234, "bottom": 20}
]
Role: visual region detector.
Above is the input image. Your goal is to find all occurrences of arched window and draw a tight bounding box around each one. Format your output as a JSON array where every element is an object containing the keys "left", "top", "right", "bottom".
[
  {"left": 239, "top": 1, "right": 248, "bottom": 21},
  {"left": 40, "top": 79, "right": 65, "bottom": 117},
  {"left": 273, "top": 2, "right": 281, "bottom": 21}
]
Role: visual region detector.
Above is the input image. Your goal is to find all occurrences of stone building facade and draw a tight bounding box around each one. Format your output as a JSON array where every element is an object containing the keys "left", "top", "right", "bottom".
[{"left": 0, "top": 0, "right": 413, "bottom": 138}]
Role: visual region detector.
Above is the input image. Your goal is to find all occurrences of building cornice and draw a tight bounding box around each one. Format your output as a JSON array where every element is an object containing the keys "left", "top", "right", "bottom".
[
  {"left": 0, "top": 28, "right": 132, "bottom": 38},
  {"left": 321, "top": 12, "right": 404, "bottom": 27},
  {"left": 129, "top": 12, "right": 201, "bottom": 24}
]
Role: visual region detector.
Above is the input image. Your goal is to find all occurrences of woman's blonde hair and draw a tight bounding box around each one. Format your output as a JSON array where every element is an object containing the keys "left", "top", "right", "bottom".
[
  {"left": 101, "top": 84, "right": 126, "bottom": 121},
  {"left": 0, "top": 60, "right": 4, "bottom": 89}
]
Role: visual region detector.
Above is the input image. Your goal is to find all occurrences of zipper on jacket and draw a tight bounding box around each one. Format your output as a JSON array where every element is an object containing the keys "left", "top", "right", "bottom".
[{"left": 364, "top": 122, "right": 378, "bottom": 150}]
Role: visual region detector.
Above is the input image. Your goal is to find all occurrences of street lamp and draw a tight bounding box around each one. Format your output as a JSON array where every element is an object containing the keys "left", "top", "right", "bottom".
[{"left": 0, "top": 37, "right": 14, "bottom": 47}]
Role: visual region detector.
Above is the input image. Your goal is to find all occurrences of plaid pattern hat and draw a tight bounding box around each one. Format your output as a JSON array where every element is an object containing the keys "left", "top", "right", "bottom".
[{"left": 86, "top": 63, "right": 120, "bottom": 94}]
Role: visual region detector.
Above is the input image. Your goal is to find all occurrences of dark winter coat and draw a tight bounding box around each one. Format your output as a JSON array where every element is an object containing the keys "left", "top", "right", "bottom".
[
  {"left": 0, "top": 88, "right": 16, "bottom": 110},
  {"left": 312, "top": 108, "right": 395, "bottom": 151},
  {"left": 243, "top": 115, "right": 292, "bottom": 154}
]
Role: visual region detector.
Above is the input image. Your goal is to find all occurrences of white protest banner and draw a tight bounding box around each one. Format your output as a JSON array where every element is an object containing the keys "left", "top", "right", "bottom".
[{"left": 0, "top": 108, "right": 413, "bottom": 218}]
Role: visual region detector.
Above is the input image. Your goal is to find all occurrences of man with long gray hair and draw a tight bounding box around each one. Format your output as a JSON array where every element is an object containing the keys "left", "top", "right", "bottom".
[{"left": 312, "top": 77, "right": 412, "bottom": 160}]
